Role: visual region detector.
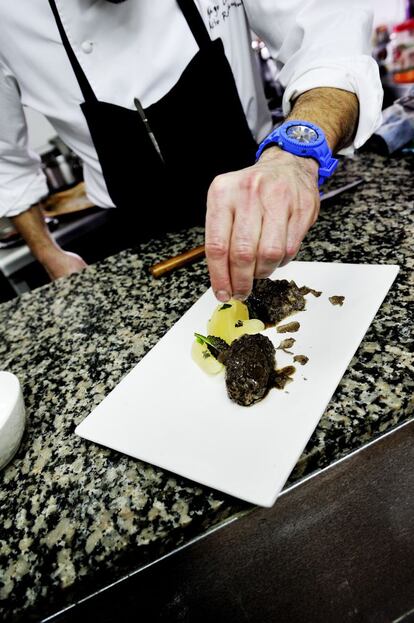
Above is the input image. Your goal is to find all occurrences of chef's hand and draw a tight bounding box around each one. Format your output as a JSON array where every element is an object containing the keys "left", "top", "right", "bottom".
[
  {"left": 205, "top": 146, "right": 320, "bottom": 302},
  {"left": 11, "top": 203, "right": 88, "bottom": 281},
  {"left": 41, "top": 249, "right": 88, "bottom": 280}
]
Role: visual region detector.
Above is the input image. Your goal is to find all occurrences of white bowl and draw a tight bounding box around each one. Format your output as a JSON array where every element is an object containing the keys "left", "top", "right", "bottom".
[{"left": 0, "top": 371, "right": 26, "bottom": 470}]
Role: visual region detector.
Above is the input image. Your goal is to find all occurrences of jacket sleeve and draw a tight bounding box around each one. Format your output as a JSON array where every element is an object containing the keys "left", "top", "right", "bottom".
[
  {"left": 244, "top": 0, "right": 383, "bottom": 149},
  {"left": 0, "top": 61, "right": 49, "bottom": 218}
]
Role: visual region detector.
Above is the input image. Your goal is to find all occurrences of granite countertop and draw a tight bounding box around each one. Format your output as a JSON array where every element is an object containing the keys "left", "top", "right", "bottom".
[{"left": 1, "top": 151, "right": 413, "bottom": 621}]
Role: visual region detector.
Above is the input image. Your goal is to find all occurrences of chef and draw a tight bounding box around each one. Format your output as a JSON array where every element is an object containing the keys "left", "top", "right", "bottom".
[{"left": 0, "top": 0, "right": 382, "bottom": 300}]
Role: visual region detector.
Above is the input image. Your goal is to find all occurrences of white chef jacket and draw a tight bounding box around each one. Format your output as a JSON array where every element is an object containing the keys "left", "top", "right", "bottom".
[{"left": 0, "top": 0, "right": 382, "bottom": 218}]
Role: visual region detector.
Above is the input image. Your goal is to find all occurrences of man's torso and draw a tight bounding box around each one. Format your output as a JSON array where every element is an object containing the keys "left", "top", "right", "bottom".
[{"left": 0, "top": 0, "right": 271, "bottom": 207}]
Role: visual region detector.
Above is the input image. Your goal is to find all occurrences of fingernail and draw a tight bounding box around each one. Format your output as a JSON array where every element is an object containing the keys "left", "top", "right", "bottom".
[
  {"left": 216, "top": 290, "right": 231, "bottom": 302},
  {"left": 233, "top": 292, "right": 249, "bottom": 301}
]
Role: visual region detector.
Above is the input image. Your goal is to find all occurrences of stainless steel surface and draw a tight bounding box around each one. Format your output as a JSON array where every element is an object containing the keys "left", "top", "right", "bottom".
[
  {"left": 42, "top": 419, "right": 414, "bottom": 623},
  {"left": 56, "top": 155, "right": 76, "bottom": 185}
]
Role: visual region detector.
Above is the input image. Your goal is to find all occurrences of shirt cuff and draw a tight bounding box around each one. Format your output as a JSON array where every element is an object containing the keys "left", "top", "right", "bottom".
[
  {"left": 281, "top": 56, "right": 383, "bottom": 151},
  {"left": 1, "top": 169, "right": 49, "bottom": 218}
]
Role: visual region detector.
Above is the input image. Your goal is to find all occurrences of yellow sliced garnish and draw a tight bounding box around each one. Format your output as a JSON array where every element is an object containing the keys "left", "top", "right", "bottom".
[
  {"left": 231, "top": 318, "right": 265, "bottom": 341},
  {"left": 191, "top": 340, "right": 224, "bottom": 375},
  {"left": 207, "top": 299, "right": 249, "bottom": 344}
]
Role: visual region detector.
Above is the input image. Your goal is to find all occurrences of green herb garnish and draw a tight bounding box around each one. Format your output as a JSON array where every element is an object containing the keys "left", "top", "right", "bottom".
[
  {"left": 195, "top": 333, "right": 208, "bottom": 346},
  {"left": 219, "top": 303, "right": 232, "bottom": 311},
  {"left": 194, "top": 333, "right": 229, "bottom": 357}
]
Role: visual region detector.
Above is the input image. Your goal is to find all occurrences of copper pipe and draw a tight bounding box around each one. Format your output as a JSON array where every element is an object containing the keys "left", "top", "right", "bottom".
[{"left": 149, "top": 244, "right": 206, "bottom": 278}]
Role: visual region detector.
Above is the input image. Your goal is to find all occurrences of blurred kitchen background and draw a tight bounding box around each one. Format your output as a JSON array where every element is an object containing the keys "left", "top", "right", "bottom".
[{"left": 0, "top": 0, "right": 413, "bottom": 303}]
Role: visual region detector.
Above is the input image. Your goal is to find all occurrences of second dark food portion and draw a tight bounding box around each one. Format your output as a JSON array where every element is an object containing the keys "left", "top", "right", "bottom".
[
  {"left": 245, "top": 279, "right": 306, "bottom": 325},
  {"left": 221, "top": 333, "right": 276, "bottom": 406}
]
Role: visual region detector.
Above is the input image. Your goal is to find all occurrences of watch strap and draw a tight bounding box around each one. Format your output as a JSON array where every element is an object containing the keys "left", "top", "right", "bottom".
[{"left": 256, "top": 121, "right": 338, "bottom": 187}]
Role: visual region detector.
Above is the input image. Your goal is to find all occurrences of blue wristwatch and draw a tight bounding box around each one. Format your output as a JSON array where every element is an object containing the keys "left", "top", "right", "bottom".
[{"left": 256, "top": 120, "right": 338, "bottom": 187}]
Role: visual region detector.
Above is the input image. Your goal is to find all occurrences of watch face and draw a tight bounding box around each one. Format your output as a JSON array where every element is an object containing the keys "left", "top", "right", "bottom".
[{"left": 286, "top": 124, "right": 318, "bottom": 144}]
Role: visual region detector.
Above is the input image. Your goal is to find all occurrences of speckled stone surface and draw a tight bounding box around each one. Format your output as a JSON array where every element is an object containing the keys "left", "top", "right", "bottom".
[{"left": 0, "top": 152, "right": 413, "bottom": 621}]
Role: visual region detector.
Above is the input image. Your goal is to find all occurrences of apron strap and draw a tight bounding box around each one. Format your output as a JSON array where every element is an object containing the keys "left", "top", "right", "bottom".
[
  {"left": 48, "top": 0, "right": 97, "bottom": 103},
  {"left": 49, "top": 0, "right": 211, "bottom": 101},
  {"left": 176, "top": 0, "right": 211, "bottom": 49}
]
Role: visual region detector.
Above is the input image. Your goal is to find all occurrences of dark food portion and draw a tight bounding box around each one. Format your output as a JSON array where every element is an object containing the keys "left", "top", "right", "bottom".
[
  {"left": 194, "top": 333, "right": 229, "bottom": 360},
  {"left": 277, "top": 338, "right": 296, "bottom": 351},
  {"left": 293, "top": 355, "right": 309, "bottom": 366},
  {"left": 206, "top": 336, "right": 229, "bottom": 360},
  {"left": 221, "top": 334, "right": 276, "bottom": 406},
  {"left": 299, "top": 286, "right": 322, "bottom": 297},
  {"left": 246, "top": 279, "right": 306, "bottom": 325},
  {"left": 195, "top": 275, "right": 317, "bottom": 406},
  {"left": 329, "top": 295, "right": 345, "bottom": 306},
  {"left": 271, "top": 365, "right": 296, "bottom": 390},
  {"left": 276, "top": 321, "right": 300, "bottom": 334}
]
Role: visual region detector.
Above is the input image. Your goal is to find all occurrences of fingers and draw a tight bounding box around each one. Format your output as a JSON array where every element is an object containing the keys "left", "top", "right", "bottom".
[
  {"left": 205, "top": 175, "right": 234, "bottom": 302},
  {"left": 254, "top": 183, "right": 291, "bottom": 279},
  {"left": 228, "top": 174, "right": 263, "bottom": 299},
  {"left": 206, "top": 158, "right": 320, "bottom": 302}
]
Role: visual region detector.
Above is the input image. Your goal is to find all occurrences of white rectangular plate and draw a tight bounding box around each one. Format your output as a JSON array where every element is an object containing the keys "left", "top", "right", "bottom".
[{"left": 76, "top": 262, "right": 399, "bottom": 507}]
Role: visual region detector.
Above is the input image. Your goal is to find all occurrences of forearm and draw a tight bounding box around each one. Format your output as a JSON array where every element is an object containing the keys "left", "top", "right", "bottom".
[
  {"left": 11, "top": 204, "right": 88, "bottom": 280},
  {"left": 11, "top": 203, "right": 60, "bottom": 263},
  {"left": 287, "top": 87, "right": 359, "bottom": 152}
]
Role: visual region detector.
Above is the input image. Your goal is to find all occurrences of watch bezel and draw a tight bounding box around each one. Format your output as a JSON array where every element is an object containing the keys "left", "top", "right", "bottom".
[{"left": 280, "top": 121, "right": 325, "bottom": 150}]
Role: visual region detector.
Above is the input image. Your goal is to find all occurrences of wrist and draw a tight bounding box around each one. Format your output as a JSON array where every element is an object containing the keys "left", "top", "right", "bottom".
[
  {"left": 257, "top": 145, "right": 319, "bottom": 184},
  {"left": 33, "top": 241, "right": 64, "bottom": 265},
  {"left": 11, "top": 204, "right": 63, "bottom": 265},
  {"left": 256, "top": 120, "right": 337, "bottom": 187}
]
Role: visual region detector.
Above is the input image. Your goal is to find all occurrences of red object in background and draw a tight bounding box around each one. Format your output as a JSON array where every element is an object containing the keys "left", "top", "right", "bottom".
[
  {"left": 393, "top": 18, "right": 414, "bottom": 33},
  {"left": 394, "top": 69, "right": 414, "bottom": 83},
  {"left": 390, "top": 18, "right": 414, "bottom": 83}
]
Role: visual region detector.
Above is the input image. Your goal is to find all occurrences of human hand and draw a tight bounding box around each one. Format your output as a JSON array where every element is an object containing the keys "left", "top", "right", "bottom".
[
  {"left": 11, "top": 204, "right": 88, "bottom": 281},
  {"left": 40, "top": 249, "right": 88, "bottom": 280},
  {"left": 205, "top": 146, "right": 320, "bottom": 302}
]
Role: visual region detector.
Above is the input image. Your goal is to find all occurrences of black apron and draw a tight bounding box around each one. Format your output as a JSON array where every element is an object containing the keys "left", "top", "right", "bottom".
[{"left": 48, "top": 0, "right": 258, "bottom": 235}]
